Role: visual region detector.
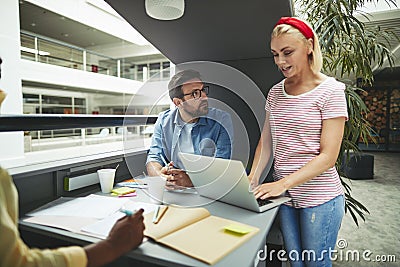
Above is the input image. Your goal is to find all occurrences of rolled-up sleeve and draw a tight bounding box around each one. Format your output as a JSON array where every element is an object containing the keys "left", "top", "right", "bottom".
[
  {"left": 146, "top": 114, "right": 164, "bottom": 166},
  {"left": 215, "top": 112, "right": 234, "bottom": 159}
]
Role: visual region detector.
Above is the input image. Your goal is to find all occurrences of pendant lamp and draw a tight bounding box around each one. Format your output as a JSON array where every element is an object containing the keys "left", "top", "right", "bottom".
[{"left": 145, "top": 0, "right": 185, "bottom": 20}]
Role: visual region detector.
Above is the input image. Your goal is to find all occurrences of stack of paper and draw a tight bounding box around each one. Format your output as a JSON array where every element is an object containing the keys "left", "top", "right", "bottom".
[{"left": 24, "top": 194, "right": 157, "bottom": 239}]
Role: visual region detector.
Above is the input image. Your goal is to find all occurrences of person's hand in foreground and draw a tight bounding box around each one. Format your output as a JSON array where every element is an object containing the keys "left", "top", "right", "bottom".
[{"left": 84, "top": 209, "right": 145, "bottom": 267}]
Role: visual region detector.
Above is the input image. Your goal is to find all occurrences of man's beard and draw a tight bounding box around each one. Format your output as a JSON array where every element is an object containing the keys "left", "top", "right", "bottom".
[{"left": 186, "top": 101, "right": 208, "bottom": 118}]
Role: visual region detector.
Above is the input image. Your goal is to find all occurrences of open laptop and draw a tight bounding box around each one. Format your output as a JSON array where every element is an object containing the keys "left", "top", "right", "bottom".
[{"left": 178, "top": 152, "right": 290, "bottom": 212}]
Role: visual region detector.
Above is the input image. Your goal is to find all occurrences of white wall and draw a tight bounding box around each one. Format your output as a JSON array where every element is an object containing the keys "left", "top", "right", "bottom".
[
  {"left": 21, "top": 59, "right": 144, "bottom": 94},
  {"left": 25, "top": 0, "right": 149, "bottom": 46},
  {"left": 0, "top": 0, "right": 25, "bottom": 163}
]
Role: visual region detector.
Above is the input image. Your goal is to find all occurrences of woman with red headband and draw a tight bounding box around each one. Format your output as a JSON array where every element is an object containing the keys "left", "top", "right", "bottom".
[{"left": 249, "top": 17, "right": 347, "bottom": 266}]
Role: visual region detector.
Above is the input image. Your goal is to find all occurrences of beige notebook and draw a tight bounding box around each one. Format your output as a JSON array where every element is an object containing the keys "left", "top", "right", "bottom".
[{"left": 144, "top": 206, "right": 259, "bottom": 265}]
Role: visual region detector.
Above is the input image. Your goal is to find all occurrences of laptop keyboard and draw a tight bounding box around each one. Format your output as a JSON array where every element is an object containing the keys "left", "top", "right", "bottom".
[{"left": 257, "top": 198, "right": 272, "bottom": 207}]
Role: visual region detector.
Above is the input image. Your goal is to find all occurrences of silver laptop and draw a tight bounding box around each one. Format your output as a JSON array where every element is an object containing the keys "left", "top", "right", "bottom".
[{"left": 178, "top": 152, "right": 290, "bottom": 212}]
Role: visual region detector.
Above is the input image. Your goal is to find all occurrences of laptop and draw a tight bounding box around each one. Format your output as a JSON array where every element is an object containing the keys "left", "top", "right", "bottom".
[{"left": 178, "top": 152, "right": 290, "bottom": 212}]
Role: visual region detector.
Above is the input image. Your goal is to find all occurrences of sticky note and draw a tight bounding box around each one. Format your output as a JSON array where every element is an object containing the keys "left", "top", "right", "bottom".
[
  {"left": 224, "top": 224, "right": 253, "bottom": 235},
  {"left": 111, "top": 187, "right": 136, "bottom": 195}
]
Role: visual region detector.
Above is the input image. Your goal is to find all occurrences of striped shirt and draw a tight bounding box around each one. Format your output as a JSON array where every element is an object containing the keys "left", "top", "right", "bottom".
[{"left": 266, "top": 77, "right": 348, "bottom": 208}]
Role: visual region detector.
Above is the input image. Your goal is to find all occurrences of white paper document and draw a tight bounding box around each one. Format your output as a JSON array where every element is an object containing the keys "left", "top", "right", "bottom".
[
  {"left": 27, "top": 194, "right": 129, "bottom": 219},
  {"left": 25, "top": 196, "right": 158, "bottom": 239},
  {"left": 81, "top": 201, "right": 158, "bottom": 238}
]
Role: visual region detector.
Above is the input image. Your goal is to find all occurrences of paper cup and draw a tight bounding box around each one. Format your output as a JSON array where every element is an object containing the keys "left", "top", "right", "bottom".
[
  {"left": 97, "top": 169, "right": 116, "bottom": 193},
  {"left": 147, "top": 176, "right": 166, "bottom": 204}
]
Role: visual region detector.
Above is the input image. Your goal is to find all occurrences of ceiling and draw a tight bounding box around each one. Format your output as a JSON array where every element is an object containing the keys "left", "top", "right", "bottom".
[
  {"left": 19, "top": 0, "right": 124, "bottom": 48},
  {"left": 105, "top": 0, "right": 294, "bottom": 64}
]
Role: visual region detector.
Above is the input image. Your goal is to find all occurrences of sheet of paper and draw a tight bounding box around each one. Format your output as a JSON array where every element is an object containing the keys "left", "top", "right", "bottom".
[
  {"left": 27, "top": 194, "right": 129, "bottom": 219},
  {"left": 81, "top": 201, "right": 158, "bottom": 238}
]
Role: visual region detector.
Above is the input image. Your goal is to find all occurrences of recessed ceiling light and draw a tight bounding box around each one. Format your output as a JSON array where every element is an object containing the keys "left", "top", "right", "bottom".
[
  {"left": 31, "top": 22, "right": 36, "bottom": 27},
  {"left": 62, "top": 33, "right": 69, "bottom": 37},
  {"left": 60, "top": 16, "right": 66, "bottom": 20}
]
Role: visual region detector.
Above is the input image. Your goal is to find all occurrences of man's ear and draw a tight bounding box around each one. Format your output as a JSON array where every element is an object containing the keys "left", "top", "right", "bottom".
[{"left": 172, "top": 97, "right": 183, "bottom": 107}]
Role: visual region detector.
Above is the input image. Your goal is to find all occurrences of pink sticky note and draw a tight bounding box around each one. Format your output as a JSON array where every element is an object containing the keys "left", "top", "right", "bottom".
[{"left": 118, "top": 192, "right": 137, "bottom": 197}]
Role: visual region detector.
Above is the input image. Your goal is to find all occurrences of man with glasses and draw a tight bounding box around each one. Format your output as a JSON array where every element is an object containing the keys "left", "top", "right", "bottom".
[{"left": 146, "top": 69, "right": 233, "bottom": 188}]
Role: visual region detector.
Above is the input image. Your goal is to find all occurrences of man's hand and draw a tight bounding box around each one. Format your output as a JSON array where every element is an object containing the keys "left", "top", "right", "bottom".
[{"left": 166, "top": 168, "right": 193, "bottom": 188}]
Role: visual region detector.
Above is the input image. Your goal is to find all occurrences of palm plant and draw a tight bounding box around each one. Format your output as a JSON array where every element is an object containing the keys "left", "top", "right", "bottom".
[{"left": 295, "top": 0, "right": 398, "bottom": 225}]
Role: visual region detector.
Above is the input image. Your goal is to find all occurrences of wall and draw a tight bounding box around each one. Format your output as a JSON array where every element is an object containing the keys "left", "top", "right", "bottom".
[{"left": 0, "top": 0, "right": 25, "bottom": 162}]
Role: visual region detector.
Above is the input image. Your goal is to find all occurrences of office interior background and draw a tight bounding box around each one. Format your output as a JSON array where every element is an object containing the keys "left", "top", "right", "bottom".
[
  {"left": 0, "top": 0, "right": 399, "bottom": 266},
  {"left": 0, "top": 0, "right": 399, "bottom": 169}
]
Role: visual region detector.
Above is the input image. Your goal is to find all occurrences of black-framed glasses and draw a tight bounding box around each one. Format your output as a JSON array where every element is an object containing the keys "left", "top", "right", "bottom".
[{"left": 182, "top": 86, "right": 209, "bottom": 99}]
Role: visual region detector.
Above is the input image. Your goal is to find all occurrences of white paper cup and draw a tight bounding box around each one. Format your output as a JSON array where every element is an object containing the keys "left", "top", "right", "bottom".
[
  {"left": 97, "top": 169, "right": 116, "bottom": 193},
  {"left": 147, "top": 176, "right": 166, "bottom": 204}
]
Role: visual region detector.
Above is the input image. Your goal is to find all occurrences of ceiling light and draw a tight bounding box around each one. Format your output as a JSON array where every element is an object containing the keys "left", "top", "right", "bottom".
[{"left": 145, "top": 0, "right": 185, "bottom": 20}]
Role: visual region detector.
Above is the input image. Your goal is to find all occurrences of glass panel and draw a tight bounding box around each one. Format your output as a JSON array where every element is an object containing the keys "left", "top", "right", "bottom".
[
  {"left": 75, "top": 98, "right": 86, "bottom": 106},
  {"left": 37, "top": 39, "right": 84, "bottom": 70},
  {"left": 23, "top": 94, "right": 39, "bottom": 104},
  {"left": 42, "top": 95, "right": 72, "bottom": 105},
  {"left": 20, "top": 34, "right": 36, "bottom": 61}
]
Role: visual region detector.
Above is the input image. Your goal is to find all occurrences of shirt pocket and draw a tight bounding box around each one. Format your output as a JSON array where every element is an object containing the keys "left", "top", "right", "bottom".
[{"left": 199, "top": 138, "right": 216, "bottom": 157}]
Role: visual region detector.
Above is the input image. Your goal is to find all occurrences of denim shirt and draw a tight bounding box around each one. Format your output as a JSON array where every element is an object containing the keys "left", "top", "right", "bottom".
[{"left": 146, "top": 107, "right": 234, "bottom": 169}]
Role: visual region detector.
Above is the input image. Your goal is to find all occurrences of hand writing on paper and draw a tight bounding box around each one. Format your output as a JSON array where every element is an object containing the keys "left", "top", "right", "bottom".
[
  {"left": 107, "top": 209, "right": 145, "bottom": 251},
  {"left": 84, "top": 209, "right": 145, "bottom": 267}
]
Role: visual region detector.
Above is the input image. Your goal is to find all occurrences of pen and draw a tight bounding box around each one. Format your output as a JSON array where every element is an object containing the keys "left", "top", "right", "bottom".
[
  {"left": 159, "top": 153, "right": 184, "bottom": 172},
  {"left": 152, "top": 205, "right": 160, "bottom": 223},
  {"left": 159, "top": 153, "right": 170, "bottom": 168},
  {"left": 154, "top": 206, "right": 168, "bottom": 224},
  {"left": 119, "top": 208, "right": 134, "bottom": 216}
]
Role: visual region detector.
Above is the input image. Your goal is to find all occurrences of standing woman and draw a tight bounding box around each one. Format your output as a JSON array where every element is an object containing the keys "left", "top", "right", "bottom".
[{"left": 249, "top": 17, "right": 348, "bottom": 266}]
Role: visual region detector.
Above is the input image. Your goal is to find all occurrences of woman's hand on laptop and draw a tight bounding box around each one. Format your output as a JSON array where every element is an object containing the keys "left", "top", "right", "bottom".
[{"left": 253, "top": 180, "right": 287, "bottom": 200}]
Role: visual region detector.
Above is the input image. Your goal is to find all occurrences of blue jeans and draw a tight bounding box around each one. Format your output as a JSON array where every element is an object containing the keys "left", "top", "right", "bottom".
[{"left": 279, "top": 195, "right": 345, "bottom": 267}]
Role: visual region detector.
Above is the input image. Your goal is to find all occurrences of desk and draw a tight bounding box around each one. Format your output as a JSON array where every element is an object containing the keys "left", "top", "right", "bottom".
[{"left": 19, "top": 188, "right": 279, "bottom": 267}]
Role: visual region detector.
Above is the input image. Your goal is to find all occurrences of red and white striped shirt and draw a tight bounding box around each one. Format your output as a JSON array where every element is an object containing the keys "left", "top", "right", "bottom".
[{"left": 266, "top": 77, "right": 348, "bottom": 208}]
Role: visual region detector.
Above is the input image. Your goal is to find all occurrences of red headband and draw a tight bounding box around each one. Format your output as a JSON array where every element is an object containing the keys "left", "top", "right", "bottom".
[{"left": 275, "top": 17, "right": 314, "bottom": 40}]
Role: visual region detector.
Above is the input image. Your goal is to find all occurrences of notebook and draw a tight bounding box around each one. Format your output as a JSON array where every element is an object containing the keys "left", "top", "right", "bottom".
[
  {"left": 178, "top": 152, "right": 290, "bottom": 212},
  {"left": 144, "top": 206, "right": 259, "bottom": 265}
]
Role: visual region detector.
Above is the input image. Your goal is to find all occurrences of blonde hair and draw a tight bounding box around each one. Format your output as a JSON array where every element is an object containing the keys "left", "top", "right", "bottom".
[{"left": 271, "top": 19, "right": 323, "bottom": 73}]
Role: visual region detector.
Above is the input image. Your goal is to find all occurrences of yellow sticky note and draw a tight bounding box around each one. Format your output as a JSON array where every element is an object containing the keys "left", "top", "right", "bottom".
[
  {"left": 224, "top": 224, "right": 253, "bottom": 235},
  {"left": 111, "top": 187, "right": 136, "bottom": 195}
]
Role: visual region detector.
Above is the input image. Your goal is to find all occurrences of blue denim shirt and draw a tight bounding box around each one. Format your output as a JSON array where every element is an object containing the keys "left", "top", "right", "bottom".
[{"left": 146, "top": 107, "right": 234, "bottom": 169}]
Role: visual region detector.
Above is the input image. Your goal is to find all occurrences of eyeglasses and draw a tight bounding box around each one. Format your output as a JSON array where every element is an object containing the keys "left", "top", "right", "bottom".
[{"left": 182, "top": 86, "right": 209, "bottom": 99}]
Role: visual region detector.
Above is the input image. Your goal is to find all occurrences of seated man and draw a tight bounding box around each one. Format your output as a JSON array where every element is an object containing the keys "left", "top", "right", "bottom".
[{"left": 146, "top": 69, "right": 234, "bottom": 188}]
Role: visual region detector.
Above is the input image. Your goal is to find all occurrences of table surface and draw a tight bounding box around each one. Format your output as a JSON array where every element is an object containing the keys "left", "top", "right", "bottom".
[{"left": 19, "top": 187, "right": 279, "bottom": 267}]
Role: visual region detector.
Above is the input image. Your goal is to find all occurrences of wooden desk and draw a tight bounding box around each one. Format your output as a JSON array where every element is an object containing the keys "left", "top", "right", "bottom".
[{"left": 19, "top": 188, "right": 279, "bottom": 267}]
